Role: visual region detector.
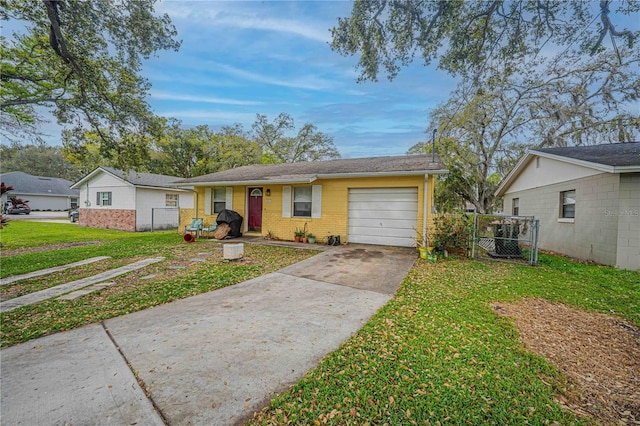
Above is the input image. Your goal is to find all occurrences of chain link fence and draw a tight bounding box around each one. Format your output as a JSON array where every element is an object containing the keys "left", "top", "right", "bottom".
[
  {"left": 472, "top": 214, "right": 540, "bottom": 265},
  {"left": 151, "top": 207, "right": 179, "bottom": 231}
]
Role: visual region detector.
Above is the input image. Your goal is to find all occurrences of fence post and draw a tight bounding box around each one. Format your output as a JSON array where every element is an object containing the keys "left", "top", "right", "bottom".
[{"left": 472, "top": 212, "right": 478, "bottom": 259}]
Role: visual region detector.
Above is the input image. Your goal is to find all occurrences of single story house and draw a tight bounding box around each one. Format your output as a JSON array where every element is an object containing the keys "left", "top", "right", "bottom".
[
  {"left": 0, "top": 171, "right": 79, "bottom": 211},
  {"left": 173, "top": 155, "right": 447, "bottom": 247},
  {"left": 496, "top": 142, "right": 640, "bottom": 270},
  {"left": 71, "top": 167, "right": 193, "bottom": 232}
]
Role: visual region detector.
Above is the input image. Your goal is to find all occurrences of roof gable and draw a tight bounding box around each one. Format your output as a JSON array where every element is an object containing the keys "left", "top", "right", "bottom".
[
  {"left": 71, "top": 167, "right": 186, "bottom": 190},
  {"left": 174, "top": 155, "right": 447, "bottom": 186},
  {"left": 496, "top": 142, "right": 640, "bottom": 196}
]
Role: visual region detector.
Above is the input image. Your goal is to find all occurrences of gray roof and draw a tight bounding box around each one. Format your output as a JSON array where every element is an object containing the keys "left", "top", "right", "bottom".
[
  {"left": 0, "top": 171, "right": 79, "bottom": 197},
  {"left": 175, "top": 155, "right": 446, "bottom": 185},
  {"left": 532, "top": 142, "right": 640, "bottom": 167},
  {"left": 99, "top": 167, "right": 184, "bottom": 188}
]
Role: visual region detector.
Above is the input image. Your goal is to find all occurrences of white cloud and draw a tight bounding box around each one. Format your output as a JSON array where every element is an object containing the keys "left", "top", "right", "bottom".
[
  {"left": 159, "top": 1, "right": 331, "bottom": 43},
  {"left": 150, "top": 91, "right": 263, "bottom": 106},
  {"left": 211, "top": 62, "right": 336, "bottom": 91},
  {"left": 224, "top": 17, "right": 329, "bottom": 43},
  {"left": 158, "top": 110, "right": 257, "bottom": 123}
]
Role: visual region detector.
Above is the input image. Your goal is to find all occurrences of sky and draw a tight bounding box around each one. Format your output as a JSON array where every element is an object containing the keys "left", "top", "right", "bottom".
[
  {"left": 145, "top": 1, "right": 457, "bottom": 158},
  {"left": 4, "top": 1, "right": 637, "bottom": 158}
]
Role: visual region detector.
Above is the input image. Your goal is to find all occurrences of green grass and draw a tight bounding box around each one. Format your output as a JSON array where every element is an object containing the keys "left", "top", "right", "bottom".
[
  {"left": 0, "top": 223, "right": 317, "bottom": 347},
  {"left": 0, "top": 221, "right": 133, "bottom": 249},
  {"left": 250, "top": 254, "right": 639, "bottom": 425},
  {"left": 1, "top": 231, "right": 183, "bottom": 278}
]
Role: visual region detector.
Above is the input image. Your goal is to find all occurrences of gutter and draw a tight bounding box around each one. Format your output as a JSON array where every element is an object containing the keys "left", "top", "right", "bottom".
[{"left": 172, "top": 169, "right": 449, "bottom": 188}]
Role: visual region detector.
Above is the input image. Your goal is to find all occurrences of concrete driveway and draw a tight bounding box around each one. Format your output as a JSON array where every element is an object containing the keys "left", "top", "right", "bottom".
[
  {"left": 4, "top": 211, "right": 72, "bottom": 223},
  {"left": 1, "top": 244, "right": 417, "bottom": 425}
]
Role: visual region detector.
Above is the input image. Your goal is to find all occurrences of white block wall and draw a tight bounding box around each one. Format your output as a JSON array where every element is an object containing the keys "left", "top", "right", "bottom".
[{"left": 504, "top": 172, "right": 639, "bottom": 270}]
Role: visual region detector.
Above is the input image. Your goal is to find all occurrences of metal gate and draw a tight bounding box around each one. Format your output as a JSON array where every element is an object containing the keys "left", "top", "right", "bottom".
[
  {"left": 151, "top": 207, "right": 179, "bottom": 231},
  {"left": 472, "top": 214, "right": 539, "bottom": 265}
]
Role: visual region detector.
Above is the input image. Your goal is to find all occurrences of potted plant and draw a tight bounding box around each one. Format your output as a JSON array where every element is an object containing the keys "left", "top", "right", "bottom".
[
  {"left": 307, "top": 233, "right": 316, "bottom": 244},
  {"left": 294, "top": 228, "right": 304, "bottom": 242}
]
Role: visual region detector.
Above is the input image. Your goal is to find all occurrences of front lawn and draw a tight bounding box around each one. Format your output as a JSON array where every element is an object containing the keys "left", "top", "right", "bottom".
[
  {"left": 250, "top": 255, "right": 639, "bottom": 425},
  {"left": 0, "top": 221, "right": 132, "bottom": 250},
  {"left": 0, "top": 223, "right": 317, "bottom": 347}
]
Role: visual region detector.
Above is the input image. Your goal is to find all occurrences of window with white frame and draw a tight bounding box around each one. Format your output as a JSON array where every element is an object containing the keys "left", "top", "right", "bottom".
[
  {"left": 293, "top": 186, "right": 312, "bottom": 217},
  {"left": 560, "top": 190, "right": 575, "bottom": 219},
  {"left": 96, "top": 191, "right": 112, "bottom": 206},
  {"left": 213, "top": 188, "right": 226, "bottom": 213},
  {"left": 512, "top": 198, "right": 519, "bottom": 216},
  {"left": 165, "top": 194, "right": 178, "bottom": 207}
]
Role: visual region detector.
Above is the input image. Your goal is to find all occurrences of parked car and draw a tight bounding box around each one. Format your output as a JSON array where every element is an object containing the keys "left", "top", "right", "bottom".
[
  {"left": 5, "top": 202, "right": 30, "bottom": 215},
  {"left": 69, "top": 209, "right": 79, "bottom": 222}
]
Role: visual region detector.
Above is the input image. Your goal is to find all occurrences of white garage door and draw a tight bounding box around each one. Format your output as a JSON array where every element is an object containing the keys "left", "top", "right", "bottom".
[{"left": 348, "top": 187, "right": 418, "bottom": 247}]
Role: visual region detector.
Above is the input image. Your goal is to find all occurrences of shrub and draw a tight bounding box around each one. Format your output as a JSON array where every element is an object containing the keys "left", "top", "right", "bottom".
[{"left": 430, "top": 212, "right": 473, "bottom": 254}]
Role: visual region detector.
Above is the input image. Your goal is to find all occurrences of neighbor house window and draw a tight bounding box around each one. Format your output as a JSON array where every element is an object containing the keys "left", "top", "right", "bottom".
[
  {"left": 165, "top": 194, "right": 178, "bottom": 207},
  {"left": 512, "top": 198, "right": 519, "bottom": 216},
  {"left": 213, "top": 188, "right": 226, "bottom": 213},
  {"left": 293, "top": 186, "right": 312, "bottom": 217},
  {"left": 560, "top": 190, "right": 575, "bottom": 219},
  {"left": 96, "top": 191, "right": 112, "bottom": 206}
]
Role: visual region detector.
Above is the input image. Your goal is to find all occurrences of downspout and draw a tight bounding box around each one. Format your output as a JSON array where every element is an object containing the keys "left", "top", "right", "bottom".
[
  {"left": 422, "top": 174, "right": 429, "bottom": 248},
  {"left": 178, "top": 187, "right": 199, "bottom": 232},
  {"left": 186, "top": 188, "right": 198, "bottom": 218}
]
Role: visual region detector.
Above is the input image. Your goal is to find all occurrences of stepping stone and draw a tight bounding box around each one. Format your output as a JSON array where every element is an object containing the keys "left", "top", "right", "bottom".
[
  {"left": 0, "top": 258, "right": 165, "bottom": 312},
  {"left": 168, "top": 266, "right": 187, "bottom": 270},
  {"left": 190, "top": 258, "right": 206, "bottom": 262},
  {"left": 0, "top": 256, "right": 112, "bottom": 286},
  {"left": 58, "top": 282, "right": 117, "bottom": 301},
  {"left": 140, "top": 274, "right": 156, "bottom": 280}
]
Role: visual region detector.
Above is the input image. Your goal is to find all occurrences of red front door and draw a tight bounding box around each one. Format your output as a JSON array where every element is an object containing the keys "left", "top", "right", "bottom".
[{"left": 248, "top": 187, "right": 263, "bottom": 232}]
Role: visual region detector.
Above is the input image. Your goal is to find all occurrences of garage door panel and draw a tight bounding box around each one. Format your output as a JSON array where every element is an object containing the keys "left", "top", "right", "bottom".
[
  {"left": 348, "top": 201, "right": 418, "bottom": 212},
  {"left": 349, "top": 235, "right": 416, "bottom": 247},
  {"left": 349, "top": 192, "right": 418, "bottom": 203},
  {"left": 348, "top": 226, "right": 415, "bottom": 238},
  {"left": 347, "top": 217, "right": 418, "bottom": 228},
  {"left": 348, "top": 210, "right": 418, "bottom": 221},
  {"left": 348, "top": 187, "right": 418, "bottom": 247}
]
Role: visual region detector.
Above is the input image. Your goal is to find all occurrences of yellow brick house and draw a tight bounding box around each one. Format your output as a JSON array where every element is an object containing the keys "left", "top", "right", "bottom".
[{"left": 173, "top": 154, "right": 447, "bottom": 247}]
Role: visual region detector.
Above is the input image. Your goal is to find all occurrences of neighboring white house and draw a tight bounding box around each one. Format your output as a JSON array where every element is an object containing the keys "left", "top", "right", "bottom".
[
  {"left": 0, "top": 171, "right": 79, "bottom": 211},
  {"left": 496, "top": 142, "right": 640, "bottom": 270},
  {"left": 70, "top": 167, "right": 193, "bottom": 232}
]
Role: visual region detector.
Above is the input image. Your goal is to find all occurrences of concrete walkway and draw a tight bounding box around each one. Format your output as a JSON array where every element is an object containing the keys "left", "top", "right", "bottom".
[
  {"left": 0, "top": 257, "right": 165, "bottom": 312},
  {"left": 1, "top": 245, "right": 417, "bottom": 425}
]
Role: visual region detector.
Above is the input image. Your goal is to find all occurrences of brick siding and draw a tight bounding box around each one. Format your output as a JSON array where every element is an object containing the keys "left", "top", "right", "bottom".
[{"left": 79, "top": 208, "right": 136, "bottom": 232}]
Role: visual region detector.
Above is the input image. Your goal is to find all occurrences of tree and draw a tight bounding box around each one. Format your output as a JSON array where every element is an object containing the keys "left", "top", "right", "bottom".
[
  {"left": 408, "top": 47, "right": 639, "bottom": 213},
  {"left": 331, "top": 0, "right": 639, "bottom": 81},
  {"left": 1, "top": 0, "right": 180, "bottom": 171},
  {"left": 252, "top": 113, "right": 341, "bottom": 163},
  {"left": 0, "top": 141, "right": 82, "bottom": 181},
  {"left": 61, "top": 130, "right": 114, "bottom": 176},
  {"left": 148, "top": 120, "right": 261, "bottom": 178},
  {"left": 148, "top": 119, "right": 216, "bottom": 178},
  {"left": 213, "top": 124, "right": 262, "bottom": 171}
]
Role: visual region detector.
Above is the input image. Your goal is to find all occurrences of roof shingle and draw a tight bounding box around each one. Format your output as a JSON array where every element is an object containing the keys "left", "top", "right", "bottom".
[
  {"left": 100, "top": 167, "right": 184, "bottom": 188},
  {"left": 532, "top": 142, "right": 640, "bottom": 167},
  {"left": 0, "top": 171, "right": 79, "bottom": 196},
  {"left": 174, "top": 154, "right": 446, "bottom": 184}
]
